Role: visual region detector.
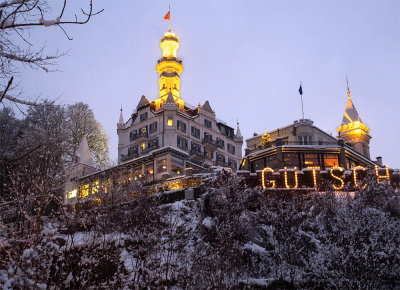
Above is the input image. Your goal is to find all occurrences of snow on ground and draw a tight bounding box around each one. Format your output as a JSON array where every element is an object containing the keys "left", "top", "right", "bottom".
[
  {"left": 202, "top": 217, "right": 213, "bottom": 229},
  {"left": 243, "top": 242, "right": 266, "bottom": 253}
]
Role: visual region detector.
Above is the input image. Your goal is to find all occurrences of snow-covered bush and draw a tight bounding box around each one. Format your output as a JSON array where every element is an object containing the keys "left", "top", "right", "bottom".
[{"left": 1, "top": 169, "right": 400, "bottom": 288}]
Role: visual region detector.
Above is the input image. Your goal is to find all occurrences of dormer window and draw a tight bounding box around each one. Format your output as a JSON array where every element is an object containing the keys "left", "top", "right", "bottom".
[
  {"left": 298, "top": 135, "right": 312, "bottom": 145},
  {"left": 140, "top": 112, "right": 148, "bottom": 122},
  {"left": 204, "top": 119, "right": 212, "bottom": 128}
]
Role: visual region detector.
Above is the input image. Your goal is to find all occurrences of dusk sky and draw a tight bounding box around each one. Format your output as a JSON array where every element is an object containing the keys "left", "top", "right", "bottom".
[{"left": 19, "top": 0, "right": 400, "bottom": 168}]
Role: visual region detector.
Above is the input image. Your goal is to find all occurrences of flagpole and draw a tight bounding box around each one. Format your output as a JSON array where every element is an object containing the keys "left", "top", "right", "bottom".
[
  {"left": 169, "top": 5, "right": 171, "bottom": 31},
  {"left": 300, "top": 82, "right": 305, "bottom": 120}
]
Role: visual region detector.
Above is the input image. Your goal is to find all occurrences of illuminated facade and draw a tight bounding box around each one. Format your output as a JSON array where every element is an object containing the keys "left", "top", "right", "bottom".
[
  {"left": 336, "top": 88, "right": 371, "bottom": 159},
  {"left": 116, "top": 28, "right": 243, "bottom": 179},
  {"left": 65, "top": 26, "right": 243, "bottom": 203},
  {"left": 242, "top": 91, "right": 381, "bottom": 173}
]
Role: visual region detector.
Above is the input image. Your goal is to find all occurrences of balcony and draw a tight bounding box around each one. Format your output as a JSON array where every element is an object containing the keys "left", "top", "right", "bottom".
[
  {"left": 157, "top": 57, "right": 182, "bottom": 64},
  {"left": 214, "top": 160, "right": 233, "bottom": 168},
  {"left": 279, "top": 141, "right": 338, "bottom": 146},
  {"left": 131, "top": 132, "right": 148, "bottom": 143},
  {"left": 141, "top": 144, "right": 159, "bottom": 155},
  {"left": 120, "top": 152, "right": 138, "bottom": 162},
  {"left": 202, "top": 137, "right": 219, "bottom": 150},
  {"left": 190, "top": 149, "right": 206, "bottom": 163}
]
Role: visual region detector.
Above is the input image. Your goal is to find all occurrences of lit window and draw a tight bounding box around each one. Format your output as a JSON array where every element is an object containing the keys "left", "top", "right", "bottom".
[
  {"left": 157, "top": 159, "right": 168, "bottom": 173},
  {"left": 81, "top": 184, "right": 89, "bottom": 198},
  {"left": 304, "top": 153, "right": 319, "bottom": 166},
  {"left": 67, "top": 189, "right": 77, "bottom": 199},
  {"left": 167, "top": 118, "right": 173, "bottom": 127},
  {"left": 91, "top": 181, "right": 99, "bottom": 194},
  {"left": 141, "top": 142, "right": 146, "bottom": 150}
]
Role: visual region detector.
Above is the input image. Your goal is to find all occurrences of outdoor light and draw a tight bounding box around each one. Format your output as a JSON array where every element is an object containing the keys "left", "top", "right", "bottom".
[
  {"left": 330, "top": 166, "right": 345, "bottom": 190},
  {"left": 353, "top": 166, "right": 366, "bottom": 189},
  {"left": 284, "top": 167, "right": 298, "bottom": 189},
  {"left": 375, "top": 165, "right": 390, "bottom": 184}
]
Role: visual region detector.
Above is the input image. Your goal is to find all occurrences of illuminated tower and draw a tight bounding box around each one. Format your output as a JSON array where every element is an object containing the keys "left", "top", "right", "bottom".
[
  {"left": 154, "top": 29, "right": 184, "bottom": 110},
  {"left": 336, "top": 84, "right": 371, "bottom": 159}
]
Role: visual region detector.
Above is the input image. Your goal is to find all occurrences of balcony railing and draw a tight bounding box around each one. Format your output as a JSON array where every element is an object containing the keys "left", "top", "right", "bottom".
[
  {"left": 280, "top": 141, "right": 338, "bottom": 146},
  {"left": 190, "top": 149, "right": 206, "bottom": 158},
  {"left": 157, "top": 57, "right": 182, "bottom": 64},
  {"left": 214, "top": 160, "right": 233, "bottom": 168},
  {"left": 131, "top": 132, "right": 148, "bottom": 141},
  {"left": 120, "top": 152, "right": 138, "bottom": 162},
  {"left": 141, "top": 144, "right": 159, "bottom": 154},
  {"left": 202, "top": 137, "right": 219, "bottom": 147}
]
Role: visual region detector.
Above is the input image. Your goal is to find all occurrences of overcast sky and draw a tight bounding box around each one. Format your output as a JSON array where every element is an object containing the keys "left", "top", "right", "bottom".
[{"left": 19, "top": 0, "right": 400, "bottom": 168}]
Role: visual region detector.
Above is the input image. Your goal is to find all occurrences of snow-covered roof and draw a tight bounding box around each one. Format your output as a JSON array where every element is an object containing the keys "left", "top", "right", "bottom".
[
  {"left": 75, "top": 136, "right": 94, "bottom": 167},
  {"left": 342, "top": 97, "right": 362, "bottom": 126}
]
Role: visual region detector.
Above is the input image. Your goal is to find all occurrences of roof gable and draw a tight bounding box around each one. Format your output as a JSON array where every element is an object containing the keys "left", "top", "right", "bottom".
[{"left": 136, "top": 95, "right": 150, "bottom": 109}]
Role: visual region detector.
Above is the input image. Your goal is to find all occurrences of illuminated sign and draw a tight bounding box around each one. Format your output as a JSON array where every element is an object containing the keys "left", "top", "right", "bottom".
[{"left": 258, "top": 165, "right": 397, "bottom": 190}]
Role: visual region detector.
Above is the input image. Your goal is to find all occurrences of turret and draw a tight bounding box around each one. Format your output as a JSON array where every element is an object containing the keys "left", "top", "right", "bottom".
[
  {"left": 236, "top": 120, "right": 243, "bottom": 141},
  {"left": 154, "top": 30, "right": 184, "bottom": 110},
  {"left": 64, "top": 136, "right": 96, "bottom": 202},
  {"left": 117, "top": 106, "right": 125, "bottom": 130},
  {"left": 336, "top": 83, "right": 371, "bottom": 159}
]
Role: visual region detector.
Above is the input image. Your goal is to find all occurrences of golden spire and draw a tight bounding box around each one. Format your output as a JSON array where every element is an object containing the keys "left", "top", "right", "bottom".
[
  {"left": 154, "top": 13, "right": 184, "bottom": 110},
  {"left": 346, "top": 74, "right": 351, "bottom": 99}
]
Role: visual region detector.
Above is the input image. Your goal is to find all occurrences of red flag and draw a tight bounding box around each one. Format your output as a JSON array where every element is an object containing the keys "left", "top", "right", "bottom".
[{"left": 164, "top": 11, "right": 170, "bottom": 20}]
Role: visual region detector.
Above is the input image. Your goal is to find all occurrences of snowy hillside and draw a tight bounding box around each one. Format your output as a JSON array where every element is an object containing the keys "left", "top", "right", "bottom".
[{"left": 1, "top": 171, "right": 400, "bottom": 288}]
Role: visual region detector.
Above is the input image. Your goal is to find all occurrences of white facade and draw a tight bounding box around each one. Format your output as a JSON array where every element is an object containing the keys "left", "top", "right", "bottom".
[
  {"left": 117, "top": 93, "right": 243, "bottom": 180},
  {"left": 246, "top": 119, "right": 337, "bottom": 154}
]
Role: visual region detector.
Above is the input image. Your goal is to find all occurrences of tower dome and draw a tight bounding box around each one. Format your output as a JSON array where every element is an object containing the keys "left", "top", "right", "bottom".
[
  {"left": 336, "top": 83, "right": 371, "bottom": 159},
  {"left": 160, "top": 30, "right": 179, "bottom": 58},
  {"left": 155, "top": 29, "right": 184, "bottom": 110}
]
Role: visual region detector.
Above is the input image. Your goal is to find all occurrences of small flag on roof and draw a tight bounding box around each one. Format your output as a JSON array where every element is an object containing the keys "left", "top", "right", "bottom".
[{"left": 164, "top": 10, "right": 170, "bottom": 20}]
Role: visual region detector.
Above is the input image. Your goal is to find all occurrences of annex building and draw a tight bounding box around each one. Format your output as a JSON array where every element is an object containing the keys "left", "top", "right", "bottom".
[{"left": 240, "top": 87, "right": 382, "bottom": 173}]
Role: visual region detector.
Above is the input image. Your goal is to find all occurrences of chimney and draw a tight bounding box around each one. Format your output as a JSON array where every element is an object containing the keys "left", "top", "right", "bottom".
[{"left": 376, "top": 156, "right": 383, "bottom": 167}]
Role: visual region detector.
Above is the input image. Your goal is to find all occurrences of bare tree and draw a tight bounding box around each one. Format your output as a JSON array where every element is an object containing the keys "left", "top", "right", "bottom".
[
  {"left": 0, "top": 0, "right": 103, "bottom": 106},
  {"left": 65, "top": 102, "right": 110, "bottom": 168}
]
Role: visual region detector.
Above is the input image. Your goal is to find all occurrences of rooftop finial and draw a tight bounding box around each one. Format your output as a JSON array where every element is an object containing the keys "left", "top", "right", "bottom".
[
  {"left": 346, "top": 74, "right": 351, "bottom": 99},
  {"left": 164, "top": 5, "right": 171, "bottom": 31},
  {"left": 118, "top": 106, "right": 124, "bottom": 125},
  {"left": 236, "top": 118, "right": 242, "bottom": 138}
]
